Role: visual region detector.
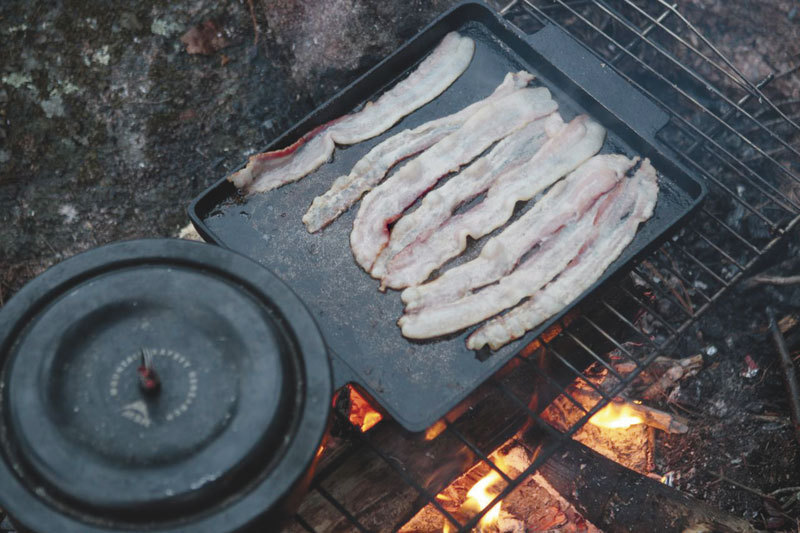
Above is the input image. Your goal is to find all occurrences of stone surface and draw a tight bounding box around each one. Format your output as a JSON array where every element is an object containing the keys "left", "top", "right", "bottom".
[{"left": 0, "top": 0, "right": 462, "bottom": 299}]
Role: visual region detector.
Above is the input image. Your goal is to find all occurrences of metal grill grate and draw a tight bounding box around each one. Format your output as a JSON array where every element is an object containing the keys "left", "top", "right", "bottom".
[{"left": 284, "top": 0, "right": 800, "bottom": 531}]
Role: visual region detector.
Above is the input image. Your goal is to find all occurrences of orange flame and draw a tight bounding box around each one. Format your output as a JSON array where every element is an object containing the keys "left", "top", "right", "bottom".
[
  {"left": 442, "top": 470, "right": 503, "bottom": 532},
  {"left": 347, "top": 385, "right": 383, "bottom": 432},
  {"left": 425, "top": 420, "right": 447, "bottom": 441},
  {"left": 589, "top": 402, "right": 644, "bottom": 429},
  {"left": 467, "top": 471, "right": 503, "bottom": 526}
]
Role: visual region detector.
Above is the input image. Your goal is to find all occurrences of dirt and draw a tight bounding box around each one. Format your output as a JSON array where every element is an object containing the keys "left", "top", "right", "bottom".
[
  {"left": 652, "top": 236, "right": 800, "bottom": 531},
  {"left": 676, "top": 0, "right": 800, "bottom": 100}
]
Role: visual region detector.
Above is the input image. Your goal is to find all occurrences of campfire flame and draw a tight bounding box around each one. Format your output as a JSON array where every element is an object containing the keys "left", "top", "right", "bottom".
[
  {"left": 466, "top": 471, "right": 503, "bottom": 527},
  {"left": 588, "top": 402, "right": 644, "bottom": 429},
  {"left": 347, "top": 385, "right": 382, "bottom": 432},
  {"left": 404, "top": 358, "right": 693, "bottom": 532},
  {"left": 442, "top": 470, "right": 503, "bottom": 532}
]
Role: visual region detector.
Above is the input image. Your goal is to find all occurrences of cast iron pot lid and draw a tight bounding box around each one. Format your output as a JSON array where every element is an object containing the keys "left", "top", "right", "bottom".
[{"left": 0, "top": 239, "right": 332, "bottom": 532}]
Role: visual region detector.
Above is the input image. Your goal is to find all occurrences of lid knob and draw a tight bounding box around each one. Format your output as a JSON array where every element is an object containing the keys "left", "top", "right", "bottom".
[{"left": 137, "top": 348, "right": 161, "bottom": 396}]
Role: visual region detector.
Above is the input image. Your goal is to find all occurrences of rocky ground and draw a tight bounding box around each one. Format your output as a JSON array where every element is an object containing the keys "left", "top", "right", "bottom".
[{"left": 0, "top": 0, "right": 460, "bottom": 301}]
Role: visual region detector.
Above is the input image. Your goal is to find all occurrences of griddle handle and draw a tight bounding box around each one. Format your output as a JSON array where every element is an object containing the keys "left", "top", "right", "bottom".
[{"left": 525, "top": 24, "right": 670, "bottom": 142}]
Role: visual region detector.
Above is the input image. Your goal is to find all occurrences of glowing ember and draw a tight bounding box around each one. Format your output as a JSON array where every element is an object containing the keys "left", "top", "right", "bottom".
[
  {"left": 425, "top": 420, "right": 447, "bottom": 441},
  {"left": 589, "top": 402, "right": 644, "bottom": 429},
  {"left": 347, "top": 385, "right": 383, "bottom": 432},
  {"left": 443, "top": 470, "right": 503, "bottom": 532},
  {"left": 361, "top": 410, "right": 382, "bottom": 431}
]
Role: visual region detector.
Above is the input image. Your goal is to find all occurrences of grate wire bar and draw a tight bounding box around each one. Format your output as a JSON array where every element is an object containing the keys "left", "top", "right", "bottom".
[{"left": 287, "top": 1, "right": 800, "bottom": 531}]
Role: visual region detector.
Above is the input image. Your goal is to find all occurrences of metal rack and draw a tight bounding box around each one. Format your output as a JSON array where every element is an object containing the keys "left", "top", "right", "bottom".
[{"left": 286, "top": 0, "right": 800, "bottom": 531}]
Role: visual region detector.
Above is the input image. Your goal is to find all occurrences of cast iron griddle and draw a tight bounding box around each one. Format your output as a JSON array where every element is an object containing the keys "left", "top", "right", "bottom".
[{"left": 190, "top": 1, "right": 706, "bottom": 432}]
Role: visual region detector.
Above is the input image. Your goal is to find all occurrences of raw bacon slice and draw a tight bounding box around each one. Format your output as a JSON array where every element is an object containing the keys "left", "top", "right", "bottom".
[
  {"left": 233, "top": 128, "right": 336, "bottom": 193},
  {"left": 466, "top": 159, "right": 659, "bottom": 351},
  {"left": 370, "top": 113, "right": 560, "bottom": 280},
  {"left": 398, "top": 178, "right": 628, "bottom": 339},
  {"left": 382, "top": 115, "right": 606, "bottom": 289},
  {"left": 302, "top": 71, "right": 535, "bottom": 233},
  {"left": 229, "top": 32, "right": 475, "bottom": 194},
  {"left": 401, "top": 154, "right": 637, "bottom": 312},
  {"left": 350, "top": 88, "right": 558, "bottom": 272},
  {"left": 328, "top": 34, "right": 474, "bottom": 145}
]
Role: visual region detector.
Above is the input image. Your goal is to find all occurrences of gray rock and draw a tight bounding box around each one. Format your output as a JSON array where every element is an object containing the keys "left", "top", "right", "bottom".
[{"left": 119, "top": 11, "right": 143, "bottom": 32}]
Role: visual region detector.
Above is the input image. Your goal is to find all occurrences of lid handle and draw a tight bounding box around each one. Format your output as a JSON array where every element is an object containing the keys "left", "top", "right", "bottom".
[{"left": 137, "top": 348, "right": 162, "bottom": 396}]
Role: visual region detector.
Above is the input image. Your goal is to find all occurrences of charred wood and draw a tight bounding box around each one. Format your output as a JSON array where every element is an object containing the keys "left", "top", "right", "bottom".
[
  {"left": 768, "top": 307, "right": 800, "bottom": 447},
  {"left": 534, "top": 435, "right": 758, "bottom": 533},
  {"left": 742, "top": 274, "right": 800, "bottom": 289},
  {"left": 613, "top": 354, "right": 703, "bottom": 401}
]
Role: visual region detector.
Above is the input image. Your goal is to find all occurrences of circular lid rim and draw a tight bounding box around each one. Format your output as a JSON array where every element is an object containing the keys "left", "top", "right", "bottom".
[{"left": 0, "top": 238, "right": 332, "bottom": 533}]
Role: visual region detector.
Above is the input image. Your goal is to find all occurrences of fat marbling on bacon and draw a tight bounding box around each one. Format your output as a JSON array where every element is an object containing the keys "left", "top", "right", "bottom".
[
  {"left": 302, "top": 71, "right": 535, "bottom": 233},
  {"left": 397, "top": 155, "right": 639, "bottom": 339},
  {"left": 466, "top": 159, "right": 659, "bottom": 351},
  {"left": 350, "top": 87, "right": 558, "bottom": 273},
  {"left": 381, "top": 114, "right": 606, "bottom": 290},
  {"left": 370, "top": 113, "right": 560, "bottom": 280},
  {"left": 228, "top": 31, "right": 476, "bottom": 194},
  {"left": 401, "top": 154, "right": 638, "bottom": 313}
]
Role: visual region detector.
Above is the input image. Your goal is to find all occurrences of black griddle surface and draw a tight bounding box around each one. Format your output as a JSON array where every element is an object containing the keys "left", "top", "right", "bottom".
[{"left": 190, "top": 2, "right": 706, "bottom": 432}]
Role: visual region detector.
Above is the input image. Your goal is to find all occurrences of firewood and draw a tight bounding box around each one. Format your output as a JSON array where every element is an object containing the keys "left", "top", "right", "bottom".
[
  {"left": 742, "top": 274, "right": 800, "bottom": 288},
  {"left": 613, "top": 355, "right": 703, "bottom": 400},
  {"left": 285, "top": 372, "right": 539, "bottom": 532},
  {"left": 534, "top": 435, "right": 758, "bottom": 533},
  {"left": 778, "top": 314, "right": 798, "bottom": 335},
  {"left": 625, "top": 400, "right": 689, "bottom": 434},
  {"left": 613, "top": 354, "right": 703, "bottom": 375},
  {"left": 565, "top": 386, "right": 689, "bottom": 434},
  {"left": 768, "top": 308, "right": 800, "bottom": 447}
]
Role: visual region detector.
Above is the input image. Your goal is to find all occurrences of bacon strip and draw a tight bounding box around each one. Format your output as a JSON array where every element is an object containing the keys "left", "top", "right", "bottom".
[
  {"left": 382, "top": 115, "right": 606, "bottom": 289},
  {"left": 370, "top": 113, "right": 560, "bottom": 280},
  {"left": 350, "top": 88, "right": 558, "bottom": 272},
  {"left": 398, "top": 175, "right": 630, "bottom": 339},
  {"left": 466, "top": 159, "right": 659, "bottom": 350},
  {"left": 229, "top": 32, "right": 475, "bottom": 194},
  {"left": 401, "top": 154, "right": 637, "bottom": 312},
  {"left": 302, "top": 71, "right": 535, "bottom": 233}
]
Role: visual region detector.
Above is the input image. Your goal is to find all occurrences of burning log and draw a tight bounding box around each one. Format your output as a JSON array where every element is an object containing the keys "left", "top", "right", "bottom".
[
  {"left": 541, "top": 355, "right": 694, "bottom": 438},
  {"left": 589, "top": 398, "right": 688, "bottom": 434},
  {"left": 403, "top": 443, "right": 602, "bottom": 532},
  {"left": 767, "top": 308, "right": 800, "bottom": 447},
  {"left": 287, "top": 373, "right": 539, "bottom": 531},
  {"left": 290, "top": 342, "right": 700, "bottom": 530},
  {"left": 534, "top": 434, "right": 758, "bottom": 533},
  {"left": 547, "top": 378, "right": 689, "bottom": 435}
]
